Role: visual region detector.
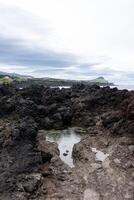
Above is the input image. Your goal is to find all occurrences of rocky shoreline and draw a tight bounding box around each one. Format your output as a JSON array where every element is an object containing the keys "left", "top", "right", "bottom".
[{"left": 0, "top": 84, "right": 133, "bottom": 200}]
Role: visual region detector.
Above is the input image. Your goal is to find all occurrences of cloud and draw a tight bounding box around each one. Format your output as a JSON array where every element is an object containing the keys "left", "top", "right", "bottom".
[
  {"left": 0, "top": 36, "right": 77, "bottom": 68},
  {"left": 0, "top": 3, "right": 49, "bottom": 40},
  {"left": 125, "top": 73, "right": 134, "bottom": 79},
  {"left": 0, "top": 1, "right": 134, "bottom": 84},
  {"left": 0, "top": 35, "right": 105, "bottom": 76},
  {"left": 0, "top": 35, "right": 133, "bottom": 84}
]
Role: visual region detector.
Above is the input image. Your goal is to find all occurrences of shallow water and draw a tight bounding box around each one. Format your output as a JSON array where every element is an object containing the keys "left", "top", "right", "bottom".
[
  {"left": 45, "top": 128, "right": 82, "bottom": 167},
  {"left": 91, "top": 147, "right": 109, "bottom": 161},
  {"left": 50, "top": 86, "right": 71, "bottom": 90}
]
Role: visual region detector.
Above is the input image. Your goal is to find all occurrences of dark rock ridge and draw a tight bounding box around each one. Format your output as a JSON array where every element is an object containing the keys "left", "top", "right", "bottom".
[
  {"left": 0, "top": 84, "right": 133, "bottom": 199},
  {"left": 1, "top": 84, "right": 132, "bottom": 134}
]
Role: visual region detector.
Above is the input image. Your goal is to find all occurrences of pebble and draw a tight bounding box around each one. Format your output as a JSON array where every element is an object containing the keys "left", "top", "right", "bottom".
[
  {"left": 63, "top": 170, "right": 68, "bottom": 174},
  {"left": 91, "top": 163, "right": 102, "bottom": 169},
  {"left": 63, "top": 153, "right": 68, "bottom": 156},
  {"left": 128, "top": 145, "right": 134, "bottom": 152},
  {"left": 124, "top": 161, "right": 133, "bottom": 169},
  {"left": 113, "top": 158, "right": 121, "bottom": 165}
]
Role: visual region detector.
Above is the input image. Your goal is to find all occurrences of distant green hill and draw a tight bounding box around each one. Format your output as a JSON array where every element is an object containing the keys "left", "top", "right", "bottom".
[
  {"left": 89, "top": 76, "right": 109, "bottom": 84},
  {"left": 0, "top": 72, "right": 33, "bottom": 84},
  {"left": 0, "top": 76, "right": 13, "bottom": 84},
  {"left": 0, "top": 71, "right": 33, "bottom": 79},
  {"left": 0, "top": 71, "right": 114, "bottom": 86}
]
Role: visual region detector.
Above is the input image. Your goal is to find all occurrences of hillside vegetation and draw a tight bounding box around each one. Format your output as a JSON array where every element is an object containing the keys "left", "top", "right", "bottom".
[{"left": 0, "top": 71, "right": 114, "bottom": 86}]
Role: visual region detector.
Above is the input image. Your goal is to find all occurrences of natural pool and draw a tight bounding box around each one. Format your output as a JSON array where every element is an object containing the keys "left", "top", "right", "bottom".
[{"left": 44, "top": 128, "right": 82, "bottom": 167}]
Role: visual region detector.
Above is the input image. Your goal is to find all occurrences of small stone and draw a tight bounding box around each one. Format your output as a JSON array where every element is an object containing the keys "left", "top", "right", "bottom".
[
  {"left": 96, "top": 164, "right": 102, "bottom": 169},
  {"left": 91, "top": 163, "right": 102, "bottom": 169},
  {"left": 124, "top": 161, "right": 133, "bottom": 169},
  {"left": 63, "top": 153, "right": 68, "bottom": 156},
  {"left": 113, "top": 158, "right": 121, "bottom": 165},
  {"left": 23, "top": 180, "right": 38, "bottom": 193},
  {"left": 66, "top": 150, "right": 69, "bottom": 153},
  {"left": 128, "top": 145, "right": 134, "bottom": 152},
  {"left": 63, "top": 170, "right": 68, "bottom": 174}
]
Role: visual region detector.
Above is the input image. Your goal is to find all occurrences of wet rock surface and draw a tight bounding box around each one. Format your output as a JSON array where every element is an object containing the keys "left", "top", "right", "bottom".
[{"left": 0, "top": 84, "right": 133, "bottom": 199}]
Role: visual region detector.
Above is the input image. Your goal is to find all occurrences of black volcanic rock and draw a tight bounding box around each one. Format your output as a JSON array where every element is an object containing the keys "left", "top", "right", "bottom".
[
  {"left": 0, "top": 84, "right": 134, "bottom": 199},
  {"left": 0, "top": 119, "right": 42, "bottom": 195}
]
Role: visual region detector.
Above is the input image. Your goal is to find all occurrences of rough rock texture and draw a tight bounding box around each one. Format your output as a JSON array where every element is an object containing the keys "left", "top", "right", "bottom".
[
  {"left": 72, "top": 131, "right": 134, "bottom": 199},
  {"left": 0, "top": 84, "right": 133, "bottom": 199}
]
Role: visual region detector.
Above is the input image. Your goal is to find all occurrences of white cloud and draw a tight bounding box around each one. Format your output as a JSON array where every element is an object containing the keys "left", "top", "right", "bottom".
[{"left": 0, "top": 0, "right": 134, "bottom": 84}]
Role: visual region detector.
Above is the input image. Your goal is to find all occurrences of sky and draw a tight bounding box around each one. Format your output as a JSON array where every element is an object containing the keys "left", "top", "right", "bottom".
[{"left": 0, "top": 0, "right": 134, "bottom": 84}]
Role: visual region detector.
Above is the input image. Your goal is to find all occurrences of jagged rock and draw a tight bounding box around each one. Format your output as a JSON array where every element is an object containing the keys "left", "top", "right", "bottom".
[
  {"left": 127, "top": 100, "right": 134, "bottom": 120},
  {"left": 38, "top": 140, "right": 60, "bottom": 163},
  {"left": 22, "top": 173, "right": 41, "bottom": 193},
  {"left": 0, "top": 119, "right": 42, "bottom": 195},
  {"left": 101, "top": 111, "right": 122, "bottom": 128},
  {"left": 39, "top": 117, "right": 53, "bottom": 129},
  {"left": 18, "top": 117, "right": 38, "bottom": 140},
  {"left": 0, "top": 84, "right": 133, "bottom": 199},
  {"left": 16, "top": 99, "right": 38, "bottom": 117}
]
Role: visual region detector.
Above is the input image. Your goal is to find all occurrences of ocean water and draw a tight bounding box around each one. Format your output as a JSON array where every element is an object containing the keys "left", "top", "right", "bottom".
[
  {"left": 51, "top": 86, "right": 70, "bottom": 89},
  {"left": 51, "top": 85, "right": 134, "bottom": 91},
  {"left": 112, "top": 85, "right": 134, "bottom": 91}
]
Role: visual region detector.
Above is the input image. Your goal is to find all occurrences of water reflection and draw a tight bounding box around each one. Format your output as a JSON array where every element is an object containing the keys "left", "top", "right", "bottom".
[{"left": 44, "top": 128, "right": 82, "bottom": 167}]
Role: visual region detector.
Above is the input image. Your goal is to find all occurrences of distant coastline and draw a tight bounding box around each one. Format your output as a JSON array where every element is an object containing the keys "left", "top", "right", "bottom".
[
  {"left": 1, "top": 71, "right": 134, "bottom": 91},
  {"left": 0, "top": 71, "right": 114, "bottom": 88}
]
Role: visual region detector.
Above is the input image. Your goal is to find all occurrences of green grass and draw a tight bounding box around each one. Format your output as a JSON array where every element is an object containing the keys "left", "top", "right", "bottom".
[
  {"left": 89, "top": 77, "right": 108, "bottom": 84},
  {"left": 0, "top": 76, "right": 22, "bottom": 84},
  {"left": 0, "top": 77, "right": 13, "bottom": 84}
]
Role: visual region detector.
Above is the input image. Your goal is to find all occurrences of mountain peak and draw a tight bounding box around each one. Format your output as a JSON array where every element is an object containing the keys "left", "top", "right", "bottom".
[{"left": 97, "top": 76, "right": 105, "bottom": 79}]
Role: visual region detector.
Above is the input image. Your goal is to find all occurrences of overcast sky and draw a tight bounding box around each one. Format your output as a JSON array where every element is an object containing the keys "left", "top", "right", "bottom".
[{"left": 0, "top": 0, "right": 134, "bottom": 84}]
